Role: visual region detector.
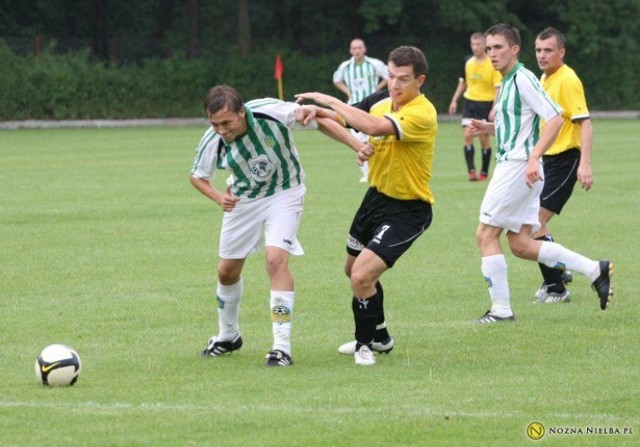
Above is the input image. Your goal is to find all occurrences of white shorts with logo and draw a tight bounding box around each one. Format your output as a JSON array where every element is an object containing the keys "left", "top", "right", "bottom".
[
  {"left": 479, "top": 160, "right": 542, "bottom": 234},
  {"left": 219, "top": 184, "right": 306, "bottom": 259}
]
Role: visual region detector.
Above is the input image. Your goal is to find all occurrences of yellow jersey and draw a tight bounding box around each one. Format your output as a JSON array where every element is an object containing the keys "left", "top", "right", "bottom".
[
  {"left": 367, "top": 93, "right": 437, "bottom": 203},
  {"left": 463, "top": 56, "right": 502, "bottom": 102},
  {"left": 540, "top": 64, "right": 590, "bottom": 156}
]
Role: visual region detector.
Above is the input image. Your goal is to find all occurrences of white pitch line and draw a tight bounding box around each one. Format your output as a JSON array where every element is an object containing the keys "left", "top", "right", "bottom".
[{"left": 0, "top": 400, "right": 632, "bottom": 423}]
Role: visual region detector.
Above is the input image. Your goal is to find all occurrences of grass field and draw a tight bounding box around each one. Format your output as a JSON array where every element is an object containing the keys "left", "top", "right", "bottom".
[{"left": 1, "top": 120, "right": 638, "bottom": 446}]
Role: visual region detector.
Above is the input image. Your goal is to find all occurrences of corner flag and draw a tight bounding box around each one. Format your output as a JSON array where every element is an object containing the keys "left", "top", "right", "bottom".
[{"left": 274, "top": 54, "right": 284, "bottom": 100}]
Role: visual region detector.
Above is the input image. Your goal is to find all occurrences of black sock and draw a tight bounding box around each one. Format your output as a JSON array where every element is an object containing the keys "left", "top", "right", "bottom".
[
  {"left": 481, "top": 147, "right": 492, "bottom": 175},
  {"left": 352, "top": 291, "right": 381, "bottom": 350},
  {"left": 464, "top": 145, "right": 475, "bottom": 172},
  {"left": 374, "top": 281, "right": 390, "bottom": 342},
  {"left": 535, "top": 234, "right": 565, "bottom": 292}
]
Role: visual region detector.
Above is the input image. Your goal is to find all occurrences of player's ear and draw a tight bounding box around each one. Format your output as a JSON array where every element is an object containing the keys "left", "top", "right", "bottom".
[{"left": 416, "top": 74, "right": 426, "bottom": 88}]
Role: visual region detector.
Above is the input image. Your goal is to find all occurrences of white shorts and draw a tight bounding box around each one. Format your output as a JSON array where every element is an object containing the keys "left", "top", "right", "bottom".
[
  {"left": 479, "top": 160, "right": 542, "bottom": 234},
  {"left": 219, "top": 184, "right": 306, "bottom": 259}
]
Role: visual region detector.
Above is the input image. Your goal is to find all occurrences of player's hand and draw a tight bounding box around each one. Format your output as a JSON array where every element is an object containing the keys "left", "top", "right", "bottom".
[
  {"left": 220, "top": 186, "right": 240, "bottom": 212},
  {"left": 467, "top": 118, "right": 486, "bottom": 136},
  {"left": 295, "top": 92, "right": 336, "bottom": 108},
  {"left": 525, "top": 158, "right": 543, "bottom": 188},
  {"left": 448, "top": 101, "right": 457, "bottom": 115},
  {"left": 577, "top": 163, "right": 592, "bottom": 191},
  {"left": 296, "top": 105, "right": 316, "bottom": 126},
  {"left": 357, "top": 143, "right": 374, "bottom": 166}
]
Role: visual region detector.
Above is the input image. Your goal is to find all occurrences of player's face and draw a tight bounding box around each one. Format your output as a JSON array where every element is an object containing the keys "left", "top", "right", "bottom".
[
  {"left": 349, "top": 40, "right": 366, "bottom": 61},
  {"left": 470, "top": 37, "right": 485, "bottom": 57},
  {"left": 208, "top": 106, "right": 248, "bottom": 142},
  {"left": 485, "top": 34, "right": 519, "bottom": 75},
  {"left": 535, "top": 37, "right": 565, "bottom": 75},
  {"left": 386, "top": 61, "right": 425, "bottom": 108}
]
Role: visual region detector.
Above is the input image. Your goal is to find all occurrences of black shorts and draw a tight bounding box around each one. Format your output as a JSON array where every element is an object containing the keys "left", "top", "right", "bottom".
[
  {"left": 462, "top": 100, "right": 493, "bottom": 124},
  {"left": 346, "top": 188, "right": 433, "bottom": 268},
  {"left": 540, "top": 149, "right": 581, "bottom": 215}
]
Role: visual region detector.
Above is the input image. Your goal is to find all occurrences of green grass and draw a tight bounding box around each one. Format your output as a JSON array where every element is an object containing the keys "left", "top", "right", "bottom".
[{"left": 1, "top": 121, "right": 638, "bottom": 446}]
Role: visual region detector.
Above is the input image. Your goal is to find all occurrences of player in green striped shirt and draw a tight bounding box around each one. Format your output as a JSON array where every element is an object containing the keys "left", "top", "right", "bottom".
[
  {"left": 468, "top": 24, "right": 613, "bottom": 323},
  {"left": 191, "top": 85, "right": 367, "bottom": 366}
]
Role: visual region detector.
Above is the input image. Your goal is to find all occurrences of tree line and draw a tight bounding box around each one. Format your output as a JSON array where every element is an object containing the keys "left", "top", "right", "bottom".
[{"left": 1, "top": 0, "right": 638, "bottom": 119}]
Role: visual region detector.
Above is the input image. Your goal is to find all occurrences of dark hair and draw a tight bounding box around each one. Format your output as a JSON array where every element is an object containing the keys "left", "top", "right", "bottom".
[
  {"left": 204, "top": 85, "right": 244, "bottom": 115},
  {"left": 485, "top": 23, "right": 521, "bottom": 47},
  {"left": 536, "top": 27, "right": 566, "bottom": 49},
  {"left": 388, "top": 46, "right": 428, "bottom": 77}
]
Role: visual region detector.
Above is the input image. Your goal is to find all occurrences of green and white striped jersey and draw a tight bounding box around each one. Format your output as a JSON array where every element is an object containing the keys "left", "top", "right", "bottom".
[
  {"left": 333, "top": 56, "right": 388, "bottom": 104},
  {"left": 191, "top": 98, "right": 317, "bottom": 200},
  {"left": 494, "top": 63, "right": 562, "bottom": 162}
]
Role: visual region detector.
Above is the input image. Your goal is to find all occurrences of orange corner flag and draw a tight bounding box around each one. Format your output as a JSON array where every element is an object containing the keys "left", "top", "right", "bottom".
[
  {"left": 274, "top": 54, "right": 284, "bottom": 80},
  {"left": 274, "top": 54, "right": 284, "bottom": 100}
]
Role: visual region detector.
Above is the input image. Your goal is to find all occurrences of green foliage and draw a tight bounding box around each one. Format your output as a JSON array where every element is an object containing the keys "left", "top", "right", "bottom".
[
  {"left": 0, "top": 41, "right": 343, "bottom": 120},
  {"left": 0, "top": 121, "right": 638, "bottom": 445},
  {"left": 1, "top": 0, "right": 640, "bottom": 119}
]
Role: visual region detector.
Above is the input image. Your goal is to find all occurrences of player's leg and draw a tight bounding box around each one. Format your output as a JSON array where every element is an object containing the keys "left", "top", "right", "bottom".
[
  {"left": 532, "top": 150, "right": 581, "bottom": 301},
  {"left": 476, "top": 222, "right": 514, "bottom": 322},
  {"left": 339, "top": 254, "right": 393, "bottom": 356},
  {"left": 264, "top": 246, "right": 295, "bottom": 366},
  {"left": 202, "top": 202, "right": 263, "bottom": 357},
  {"left": 461, "top": 101, "right": 478, "bottom": 180},
  {"left": 478, "top": 101, "right": 493, "bottom": 180},
  {"left": 349, "top": 195, "right": 433, "bottom": 364},
  {"left": 508, "top": 226, "right": 613, "bottom": 310},
  {"left": 349, "top": 249, "right": 388, "bottom": 365},
  {"left": 262, "top": 185, "right": 305, "bottom": 366},
  {"left": 479, "top": 132, "right": 492, "bottom": 180},
  {"left": 476, "top": 160, "right": 536, "bottom": 322},
  {"left": 462, "top": 121, "right": 477, "bottom": 181},
  {"left": 201, "top": 258, "right": 246, "bottom": 357},
  {"left": 532, "top": 208, "right": 570, "bottom": 302}
]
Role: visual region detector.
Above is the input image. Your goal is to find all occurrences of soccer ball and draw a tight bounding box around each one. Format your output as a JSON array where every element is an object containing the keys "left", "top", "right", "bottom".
[{"left": 35, "top": 344, "right": 82, "bottom": 386}]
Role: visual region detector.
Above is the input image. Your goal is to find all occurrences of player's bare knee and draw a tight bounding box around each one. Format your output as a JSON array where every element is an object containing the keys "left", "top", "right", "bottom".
[
  {"left": 265, "top": 256, "right": 288, "bottom": 279},
  {"left": 217, "top": 265, "right": 240, "bottom": 284}
]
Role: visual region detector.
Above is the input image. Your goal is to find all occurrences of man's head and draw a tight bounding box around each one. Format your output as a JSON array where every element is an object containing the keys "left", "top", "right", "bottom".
[
  {"left": 470, "top": 32, "right": 486, "bottom": 58},
  {"left": 484, "top": 24, "right": 521, "bottom": 75},
  {"left": 349, "top": 38, "right": 367, "bottom": 62},
  {"left": 535, "top": 27, "right": 566, "bottom": 76},
  {"left": 386, "top": 46, "right": 427, "bottom": 107},
  {"left": 204, "top": 85, "right": 248, "bottom": 142}
]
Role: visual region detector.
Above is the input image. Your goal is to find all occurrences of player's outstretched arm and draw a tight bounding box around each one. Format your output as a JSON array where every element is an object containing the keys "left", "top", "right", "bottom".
[
  {"left": 315, "top": 116, "right": 367, "bottom": 154},
  {"left": 296, "top": 91, "right": 393, "bottom": 137}
]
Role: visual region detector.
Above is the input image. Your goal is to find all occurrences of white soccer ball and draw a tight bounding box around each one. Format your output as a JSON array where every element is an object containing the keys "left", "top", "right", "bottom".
[{"left": 35, "top": 344, "right": 82, "bottom": 386}]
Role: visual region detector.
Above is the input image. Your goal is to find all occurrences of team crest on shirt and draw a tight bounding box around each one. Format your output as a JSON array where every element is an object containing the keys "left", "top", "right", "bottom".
[{"left": 249, "top": 154, "right": 275, "bottom": 182}]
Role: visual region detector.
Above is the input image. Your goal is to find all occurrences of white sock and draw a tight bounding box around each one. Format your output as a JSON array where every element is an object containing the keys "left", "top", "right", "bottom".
[
  {"left": 538, "top": 241, "right": 600, "bottom": 281},
  {"left": 216, "top": 279, "right": 243, "bottom": 341},
  {"left": 270, "top": 290, "right": 294, "bottom": 355},
  {"left": 360, "top": 161, "right": 369, "bottom": 175},
  {"left": 481, "top": 254, "right": 513, "bottom": 317}
]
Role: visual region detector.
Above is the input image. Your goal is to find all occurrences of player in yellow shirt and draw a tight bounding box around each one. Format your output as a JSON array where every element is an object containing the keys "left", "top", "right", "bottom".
[
  {"left": 449, "top": 32, "right": 502, "bottom": 181},
  {"left": 532, "top": 27, "right": 595, "bottom": 304},
  {"left": 296, "top": 46, "right": 437, "bottom": 365}
]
